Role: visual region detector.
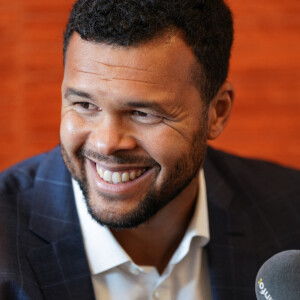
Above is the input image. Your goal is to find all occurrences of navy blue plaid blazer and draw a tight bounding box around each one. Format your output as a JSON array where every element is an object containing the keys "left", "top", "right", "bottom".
[{"left": 1, "top": 146, "right": 300, "bottom": 299}]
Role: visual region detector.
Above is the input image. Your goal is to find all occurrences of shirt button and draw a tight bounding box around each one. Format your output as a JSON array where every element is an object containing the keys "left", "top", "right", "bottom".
[
  {"left": 154, "top": 290, "right": 160, "bottom": 299},
  {"left": 129, "top": 265, "right": 139, "bottom": 275}
]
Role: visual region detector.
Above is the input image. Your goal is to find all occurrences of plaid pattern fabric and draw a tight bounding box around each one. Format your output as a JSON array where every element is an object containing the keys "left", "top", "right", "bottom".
[{"left": 204, "top": 147, "right": 300, "bottom": 299}]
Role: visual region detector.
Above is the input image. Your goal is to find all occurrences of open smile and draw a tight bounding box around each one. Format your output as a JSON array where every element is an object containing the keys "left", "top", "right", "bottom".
[
  {"left": 96, "top": 165, "right": 148, "bottom": 184},
  {"left": 86, "top": 158, "right": 154, "bottom": 194}
]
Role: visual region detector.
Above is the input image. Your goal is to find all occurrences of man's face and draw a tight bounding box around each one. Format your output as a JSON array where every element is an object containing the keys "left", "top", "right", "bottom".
[{"left": 60, "top": 33, "right": 210, "bottom": 229}]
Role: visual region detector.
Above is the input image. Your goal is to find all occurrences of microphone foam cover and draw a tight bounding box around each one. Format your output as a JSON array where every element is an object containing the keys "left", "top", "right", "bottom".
[{"left": 255, "top": 250, "right": 300, "bottom": 300}]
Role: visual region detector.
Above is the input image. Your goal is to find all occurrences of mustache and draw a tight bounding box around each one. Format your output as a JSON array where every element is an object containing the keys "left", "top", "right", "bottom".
[{"left": 79, "top": 148, "right": 159, "bottom": 167}]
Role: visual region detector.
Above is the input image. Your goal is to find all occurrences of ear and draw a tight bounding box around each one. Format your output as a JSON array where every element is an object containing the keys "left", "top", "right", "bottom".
[{"left": 207, "top": 81, "right": 235, "bottom": 140}]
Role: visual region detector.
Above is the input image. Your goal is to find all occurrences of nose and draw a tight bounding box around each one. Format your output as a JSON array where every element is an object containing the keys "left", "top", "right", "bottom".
[{"left": 89, "top": 115, "right": 137, "bottom": 156}]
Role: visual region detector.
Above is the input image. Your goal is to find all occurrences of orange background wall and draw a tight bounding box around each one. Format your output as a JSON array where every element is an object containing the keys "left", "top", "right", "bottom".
[{"left": 0, "top": 0, "right": 299, "bottom": 171}]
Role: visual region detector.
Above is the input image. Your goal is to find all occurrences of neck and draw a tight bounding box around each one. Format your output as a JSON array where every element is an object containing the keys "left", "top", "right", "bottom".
[{"left": 111, "top": 175, "right": 199, "bottom": 274}]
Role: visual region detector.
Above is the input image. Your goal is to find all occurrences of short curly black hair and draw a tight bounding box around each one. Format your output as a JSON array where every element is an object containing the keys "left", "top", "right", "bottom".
[{"left": 63, "top": 0, "right": 233, "bottom": 103}]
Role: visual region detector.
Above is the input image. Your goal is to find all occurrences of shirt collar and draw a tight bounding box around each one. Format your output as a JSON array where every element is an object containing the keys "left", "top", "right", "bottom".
[
  {"left": 73, "top": 180, "right": 130, "bottom": 274},
  {"left": 169, "top": 169, "right": 210, "bottom": 265},
  {"left": 73, "top": 169, "right": 210, "bottom": 275}
]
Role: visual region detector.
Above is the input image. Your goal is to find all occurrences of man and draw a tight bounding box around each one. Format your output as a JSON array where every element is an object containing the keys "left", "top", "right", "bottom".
[{"left": 1, "top": 0, "right": 300, "bottom": 299}]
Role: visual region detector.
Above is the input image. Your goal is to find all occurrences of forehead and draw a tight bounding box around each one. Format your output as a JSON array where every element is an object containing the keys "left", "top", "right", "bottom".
[{"left": 64, "top": 32, "right": 197, "bottom": 87}]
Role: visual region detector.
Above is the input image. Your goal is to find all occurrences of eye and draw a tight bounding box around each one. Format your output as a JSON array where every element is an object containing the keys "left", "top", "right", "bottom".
[
  {"left": 131, "top": 110, "right": 162, "bottom": 125},
  {"left": 75, "top": 102, "right": 102, "bottom": 112}
]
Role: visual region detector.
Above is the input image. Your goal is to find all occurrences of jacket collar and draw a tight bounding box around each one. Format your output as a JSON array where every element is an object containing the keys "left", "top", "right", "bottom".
[
  {"left": 28, "top": 147, "right": 95, "bottom": 300},
  {"left": 204, "top": 147, "right": 260, "bottom": 299}
]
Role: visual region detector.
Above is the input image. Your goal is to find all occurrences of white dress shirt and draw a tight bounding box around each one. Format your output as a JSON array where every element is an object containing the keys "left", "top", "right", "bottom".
[{"left": 73, "top": 169, "right": 212, "bottom": 300}]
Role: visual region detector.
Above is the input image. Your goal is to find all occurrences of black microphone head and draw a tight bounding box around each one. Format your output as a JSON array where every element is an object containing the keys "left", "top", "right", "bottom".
[{"left": 255, "top": 250, "right": 300, "bottom": 300}]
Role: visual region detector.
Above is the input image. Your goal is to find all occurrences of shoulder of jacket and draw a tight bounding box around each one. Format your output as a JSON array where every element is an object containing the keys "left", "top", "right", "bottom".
[
  {"left": 0, "top": 150, "right": 54, "bottom": 196},
  {"left": 205, "top": 146, "right": 300, "bottom": 187}
]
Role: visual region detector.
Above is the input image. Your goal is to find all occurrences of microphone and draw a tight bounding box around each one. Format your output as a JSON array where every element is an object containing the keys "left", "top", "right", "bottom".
[{"left": 255, "top": 250, "right": 300, "bottom": 300}]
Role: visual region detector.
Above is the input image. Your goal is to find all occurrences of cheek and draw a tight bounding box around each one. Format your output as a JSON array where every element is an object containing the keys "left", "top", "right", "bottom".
[
  {"left": 60, "top": 112, "right": 88, "bottom": 152},
  {"left": 140, "top": 127, "right": 192, "bottom": 168}
]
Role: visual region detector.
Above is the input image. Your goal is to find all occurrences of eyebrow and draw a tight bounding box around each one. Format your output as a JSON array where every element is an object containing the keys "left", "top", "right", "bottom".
[
  {"left": 64, "top": 88, "right": 95, "bottom": 101},
  {"left": 124, "top": 101, "right": 169, "bottom": 115},
  {"left": 63, "top": 88, "right": 170, "bottom": 115}
]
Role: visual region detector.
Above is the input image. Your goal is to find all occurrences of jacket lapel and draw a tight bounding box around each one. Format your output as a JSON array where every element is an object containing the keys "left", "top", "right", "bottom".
[
  {"left": 27, "top": 147, "right": 95, "bottom": 300},
  {"left": 204, "top": 148, "right": 259, "bottom": 299}
]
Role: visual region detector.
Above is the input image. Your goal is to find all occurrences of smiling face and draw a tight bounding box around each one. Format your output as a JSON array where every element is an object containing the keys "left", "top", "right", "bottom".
[{"left": 60, "top": 32, "right": 211, "bottom": 229}]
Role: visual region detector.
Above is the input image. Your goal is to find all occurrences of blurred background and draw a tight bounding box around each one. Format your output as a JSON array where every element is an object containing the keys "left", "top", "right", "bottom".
[{"left": 0, "top": 0, "right": 299, "bottom": 171}]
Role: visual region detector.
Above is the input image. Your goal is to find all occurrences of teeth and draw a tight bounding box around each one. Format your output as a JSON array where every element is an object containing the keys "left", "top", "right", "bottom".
[
  {"left": 96, "top": 165, "right": 146, "bottom": 184},
  {"left": 122, "top": 173, "right": 130, "bottom": 182},
  {"left": 103, "top": 170, "right": 112, "bottom": 182},
  {"left": 99, "top": 168, "right": 104, "bottom": 178},
  {"left": 130, "top": 171, "right": 136, "bottom": 180},
  {"left": 112, "top": 172, "right": 121, "bottom": 184}
]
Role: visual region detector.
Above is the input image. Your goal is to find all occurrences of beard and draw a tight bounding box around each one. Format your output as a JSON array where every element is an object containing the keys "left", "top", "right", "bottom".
[{"left": 61, "top": 120, "right": 208, "bottom": 229}]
